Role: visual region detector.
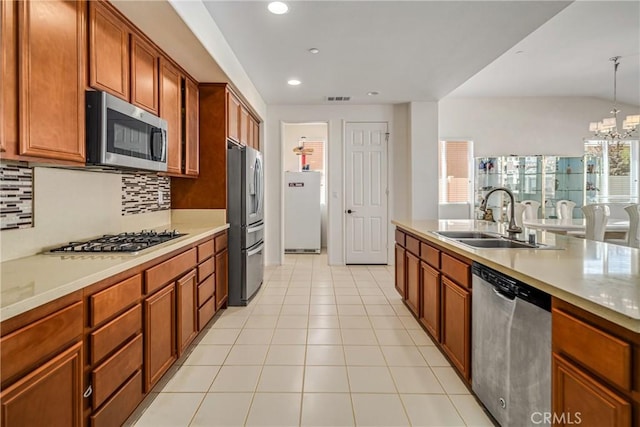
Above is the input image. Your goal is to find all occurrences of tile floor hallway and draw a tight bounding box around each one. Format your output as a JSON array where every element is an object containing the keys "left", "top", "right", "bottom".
[{"left": 125, "top": 253, "right": 494, "bottom": 426}]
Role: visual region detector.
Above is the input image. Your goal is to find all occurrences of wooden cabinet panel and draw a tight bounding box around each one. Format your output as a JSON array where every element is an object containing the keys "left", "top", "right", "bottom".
[
  {"left": 1, "top": 301, "right": 82, "bottom": 386},
  {"left": 184, "top": 77, "right": 199, "bottom": 176},
  {"left": 177, "top": 270, "right": 198, "bottom": 356},
  {"left": 441, "top": 276, "right": 471, "bottom": 380},
  {"left": 89, "top": 0, "right": 129, "bottom": 99},
  {"left": 553, "top": 353, "right": 631, "bottom": 427},
  {"left": 406, "top": 235, "right": 420, "bottom": 256},
  {"left": 395, "top": 244, "right": 406, "bottom": 298},
  {"left": 198, "top": 257, "right": 214, "bottom": 282},
  {"left": 239, "top": 107, "right": 249, "bottom": 146},
  {"left": 144, "top": 283, "right": 176, "bottom": 391},
  {"left": 18, "top": 0, "right": 85, "bottom": 162},
  {"left": 198, "top": 296, "right": 216, "bottom": 331},
  {"left": 420, "top": 262, "right": 440, "bottom": 341},
  {"left": 215, "top": 249, "right": 228, "bottom": 311},
  {"left": 160, "top": 57, "right": 182, "bottom": 175},
  {"left": 215, "top": 232, "right": 228, "bottom": 253},
  {"left": 197, "top": 239, "right": 214, "bottom": 263},
  {"left": 145, "top": 248, "right": 197, "bottom": 294},
  {"left": 441, "top": 253, "right": 470, "bottom": 288},
  {"left": 89, "top": 274, "right": 141, "bottom": 327},
  {"left": 90, "top": 304, "right": 141, "bottom": 365},
  {"left": 1, "top": 0, "right": 18, "bottom": 158},
  {"left": 92, "top": 333, "right": 142, "bottom": 408},
  {"left": 0, "top": 342, "right": 82, "bottom": 427},
  {"left": 198, "top": 274, "right": 215, "bottom": 307},
  {"left": 395, "top": 229, "right": 406, "bottom": 247},
  {"left": 226, "top": 91, "right": 240, "bottom": 143},
  {"left": 252, "top": 118, "right": 260, "bottom": 151},
  {"left": 405, "top": 251, "right": 420, "bottom": 316},
  {"left": 90, "top": 369, "right": 143, "bottom": 427},
  {"left": 553, "top": 308, "right": 631, "bottom": 391},
  {"left": 130, "top": 34, "right": 159, "bottom": 114},
  {"left": 420, "top": 242, "right": 440, "bottom": 269}
]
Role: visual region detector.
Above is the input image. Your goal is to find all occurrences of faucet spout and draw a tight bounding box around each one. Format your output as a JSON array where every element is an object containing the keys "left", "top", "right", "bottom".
[{"left": 480, "top": 187, "right": 523, "bottom": 239}]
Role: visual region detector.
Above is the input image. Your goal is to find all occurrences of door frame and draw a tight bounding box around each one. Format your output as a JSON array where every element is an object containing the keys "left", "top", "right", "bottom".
[{"left": 342, "top": 120, "right": 390, "bottom": 265}]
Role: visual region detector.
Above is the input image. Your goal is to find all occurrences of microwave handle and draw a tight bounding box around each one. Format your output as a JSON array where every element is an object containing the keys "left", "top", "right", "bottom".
[{"left": 150, "top": 128, "right": 166, "bottom": 161}]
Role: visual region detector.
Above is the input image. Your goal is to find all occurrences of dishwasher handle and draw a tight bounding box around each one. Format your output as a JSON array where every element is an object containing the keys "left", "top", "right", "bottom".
[{"left": 493, "top": 286, "right": 516, "bottom": 302}]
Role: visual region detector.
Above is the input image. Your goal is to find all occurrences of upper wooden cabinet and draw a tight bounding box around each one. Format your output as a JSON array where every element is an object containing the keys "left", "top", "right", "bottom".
[
  {"left": 160, "top": 57, "right": 182, "bottom": 175},
  {"left": 89, "top": 1, "right": 129, "bottom": 99},
  {"left": 130, "top": 34, "right": 159, "bottom": 115},
  {"left": 184, "top": 77, "right": 199, "bottom": 176},
  {"left": 226, "top": 91, "right": 241, "bottom": 143},
  {"left": 251, "top": 117, "right": 260, "bottom": 151},
  {"left": 239, "top": 106, "right": 249, "bottom": 146},
  {"left": 1, "top": 0, "right": 18, "bottom": 158},
  {"left": 17, "top": 0, "right": 86, "bottom": 163}
]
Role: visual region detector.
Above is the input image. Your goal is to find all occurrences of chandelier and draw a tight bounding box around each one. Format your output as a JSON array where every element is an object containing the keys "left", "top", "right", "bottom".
[{"left": 589, "top": 56, "right": 639, "bottom": 140}]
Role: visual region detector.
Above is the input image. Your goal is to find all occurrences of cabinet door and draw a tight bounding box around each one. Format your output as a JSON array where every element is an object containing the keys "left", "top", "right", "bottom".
[
  {"left": 239, "top": 107, "right": 249, "bottom": 146},
  {"left": 441, "top": 277, "right": 471, "bottom": 380},
  {"left": 394, "top": 244, "right": 406, "bottom": 298},
  {"left": 160, "top": 57, "right": 182, "bottom": 175},
  {"left": 89, "top": 1, "right": 129, "bottom": 99},
  {"left": 1, "top": 0, "right": 17, "bottom": 157},
  {"left": 18, "top": 0, "right": 85, "bottom": 162},
  {"left": 226, "top": 91, "right": 240, "bottom": 143},
  {"left": 553, "top": 353, "right": 631, "bottom": 427},
  {"left": 405, "top": 251, "right": 420, "bottom": 317},
  {"left": 215, "top": 249, "right": 228, "bottom": 311},
  {"left": 420, "top": 262, "right": 440, "bottom": 341},
  {"left": 130, "top": 34, "right": 159, "bottom": 115},
  {"left": 0, "top": 342, "right": 82, "bottom": 427},
  {"left": 144, "top": 284, "right": 176, "bottom": 391},
  {"left": 247, "top": 116, "right": 255, "bottom": 149},
  {"left": 184, "top": 77, "right": 199, "bottom": 176},
  {"left": 177, "top": 270, "right": 198, "bottom": 356},
  {"left": 252, "top": 119, "right": 260, "bottom": 151}
]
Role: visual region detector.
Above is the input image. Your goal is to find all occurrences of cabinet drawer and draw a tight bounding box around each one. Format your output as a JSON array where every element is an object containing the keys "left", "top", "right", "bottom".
[
  {"left": 90, "top": 304, "right": 142, "bottom": 365},
  {"left": 406, "top": 235, "right": 420, "bottom": 255},
  {"left": 90, "top": 369, "right": 143, "bottom": 427},
  {"left": 90, "top": 275, "right": 141, "bottom": 327},
  {"left": 441, "top": 253, "right": 470, "bottom": 288},
  {"left": 197, "top": 239, "right": 214, "bottom": 262},
  {"left": 1, "top": 301, "right": 83, "bottom": 385},
  {"left": 553, "top": 309, "right": 631, "bottom": 390},
  {"left": 198, "top": 274, "right": 215, "bottom": 307},
  {"left": 420, "top": 242, "right": 440, "bottom": 269},
  {"left": 145, "top": 248, "right": 197, "bottom": 294},
  {"left": 198, "top": 257, "right": 214, "bottom": 282},
  {"left": 395, "top": 229, "right": 406, "bottom": 247},
  {"left": 214, "top": 232, "right": 228, "bottom": 253},
  {"left": 198, "top": 296, "right": 216, "bottom": 330},
  {"left": 92, "top": 333, "right": 143, "bottom": 408}
]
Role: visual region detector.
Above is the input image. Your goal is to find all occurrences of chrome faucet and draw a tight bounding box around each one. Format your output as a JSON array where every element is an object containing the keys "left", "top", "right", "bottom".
[{"left": 479, "top": 187, "right": 523, "bottom": 239}]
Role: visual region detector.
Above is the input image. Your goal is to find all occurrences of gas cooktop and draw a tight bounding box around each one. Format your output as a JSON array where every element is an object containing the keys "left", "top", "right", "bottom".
[{"left": 48, "top": 230, "right": 185, "bottom": 254}]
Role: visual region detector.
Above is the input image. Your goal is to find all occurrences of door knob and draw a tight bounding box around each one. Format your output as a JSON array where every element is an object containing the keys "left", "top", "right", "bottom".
[{"left": 346, "top": 209, "right": 356, "bottom": 214}]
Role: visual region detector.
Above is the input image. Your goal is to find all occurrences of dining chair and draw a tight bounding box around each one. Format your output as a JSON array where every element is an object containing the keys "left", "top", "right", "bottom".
[
  {"left": 624, "top": 204, "right": 640, "bottom": 248},
  {"left": 521, "top": 200, "right": 541, "bottom": 219},
  {"left": 581, "top": 204, "right": 610, "bottom": 242},
  {"left": 556, "top": 200, "right": 576, "bottom": 220}
]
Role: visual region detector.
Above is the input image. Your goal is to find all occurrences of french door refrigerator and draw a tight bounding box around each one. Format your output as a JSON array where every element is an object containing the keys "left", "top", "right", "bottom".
[{"left": 227, "top": 144, "right": 264, "bottom": 306}]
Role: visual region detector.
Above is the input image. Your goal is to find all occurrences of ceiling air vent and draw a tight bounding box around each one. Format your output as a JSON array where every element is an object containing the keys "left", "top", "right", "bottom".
[{"left": 326, "top": 96, "right": 351, "bottom": 102}]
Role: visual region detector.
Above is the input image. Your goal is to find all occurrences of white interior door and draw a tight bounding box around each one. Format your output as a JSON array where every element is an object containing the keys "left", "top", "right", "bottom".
[{"left": 345, "top": 122, "right": 388, "bottom": 264}]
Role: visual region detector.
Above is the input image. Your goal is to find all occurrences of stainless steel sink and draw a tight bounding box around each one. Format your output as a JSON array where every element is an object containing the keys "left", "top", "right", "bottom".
[
  {"left": 455, "top": 239, "right": 537, "bottom": 249},
  {"left": 434, "top": 231, "right": 502, "bottom": 239}
]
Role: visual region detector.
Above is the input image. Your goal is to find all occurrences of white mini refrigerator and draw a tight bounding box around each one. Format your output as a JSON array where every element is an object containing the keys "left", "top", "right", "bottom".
[{"left": 285, "top": 171, "right": 321, "bottom": 253}]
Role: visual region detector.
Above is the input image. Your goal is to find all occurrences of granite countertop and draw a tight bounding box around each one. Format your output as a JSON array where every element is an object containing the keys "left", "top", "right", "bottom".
[
  {"left": 393, "top": 219, "right": 640, "bottom": 333},
  {"left": 1, "top": 215, "right": 229, "bottom": 322}
]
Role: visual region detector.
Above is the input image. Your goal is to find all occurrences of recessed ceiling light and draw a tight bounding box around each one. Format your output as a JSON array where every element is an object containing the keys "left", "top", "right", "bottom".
[
  {"left": 367, "top": 91, "right": 379, "bottom": 96},
  {"left": 308, "top": 48, "right": 320, "bottom": 54},
  {"left": 268, "top": 2, "right": 288, "bottom": 14},
  {"left": 287, "top": 79, "right": 301, "bottom": 86}
]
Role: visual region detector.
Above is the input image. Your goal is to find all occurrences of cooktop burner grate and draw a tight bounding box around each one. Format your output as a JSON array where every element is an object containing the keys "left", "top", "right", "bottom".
[{"left": 49, "top": 230, "right": 185, "bottom": 254}]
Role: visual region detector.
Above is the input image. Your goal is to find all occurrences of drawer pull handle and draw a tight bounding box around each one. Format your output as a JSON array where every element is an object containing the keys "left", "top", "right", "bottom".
[{"left": 83, "top": 385, "right": 93, "bottom": 398}]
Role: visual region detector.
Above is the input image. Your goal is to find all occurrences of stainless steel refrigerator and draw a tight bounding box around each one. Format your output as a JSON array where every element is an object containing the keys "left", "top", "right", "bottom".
[{"left": 227, "top": 144, "right": 264, "bottom": 305}]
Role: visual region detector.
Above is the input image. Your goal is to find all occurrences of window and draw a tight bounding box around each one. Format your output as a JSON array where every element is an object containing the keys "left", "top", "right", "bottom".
[
  {"left": 439, "top": 141, "right": 472, "bottom": 204},
  {"left": 584, "top": 139, "right": 639, "bottom": 203}
]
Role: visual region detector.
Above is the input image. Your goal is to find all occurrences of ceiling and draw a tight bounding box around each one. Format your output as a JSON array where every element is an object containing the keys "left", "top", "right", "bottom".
[{"left": 203, "top": 1, "right": 640, "bottom": 107}]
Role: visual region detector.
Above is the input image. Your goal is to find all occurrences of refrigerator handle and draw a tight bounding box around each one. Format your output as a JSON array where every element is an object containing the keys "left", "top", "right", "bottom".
[
  {"left": 247, "top": 242, "right": 264, "bottom": 257},
  {"left": 256, "top": 156, "right": 263, "bottom": 215},
  {"left": 248, "top": 223, "right": 265, "bottom": 234}
]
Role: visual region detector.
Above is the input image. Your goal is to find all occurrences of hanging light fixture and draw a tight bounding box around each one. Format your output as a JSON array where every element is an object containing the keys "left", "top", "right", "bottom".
[{"left": 589, "top": 56, "right": 640, "bottom": 140}]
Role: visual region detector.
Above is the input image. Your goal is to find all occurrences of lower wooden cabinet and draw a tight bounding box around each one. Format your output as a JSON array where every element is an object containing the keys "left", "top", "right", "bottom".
[
  {"left": 441, "top": 276, "right": 471, "bottom": 380},
  {"left": 395, "top": 244, "right": 406, "bottom": 298},
  {"left": 553, "top": 353, "right": 631, "bottom": 427},
  {"left": 177, "top": 269, "right": 198, "bottom": 355},
  {"left": 215, "top": 249, "right": 228, "bottom": 311},
  {"left": 0, "top": 342, "right": 83, "bottom": 427},
  {"left": 405, "top": 251, "right": 420, "bottom": 316},
  {"left": 144, "top": 283, "right": 176, "bottom": 391},
  {"left": 420, "top": 261, "right": 440, "bottom": 340}
]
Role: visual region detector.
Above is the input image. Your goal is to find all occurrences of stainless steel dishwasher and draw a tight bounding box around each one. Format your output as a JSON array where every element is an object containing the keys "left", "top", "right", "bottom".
[{"left": 472, "top": 262, "right": 552, "bottom": 426}]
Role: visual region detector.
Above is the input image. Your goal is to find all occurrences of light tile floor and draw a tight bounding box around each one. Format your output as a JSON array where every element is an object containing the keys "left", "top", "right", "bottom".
[{"left": 126, "top": 253, "right": 494, "bottom": 427}]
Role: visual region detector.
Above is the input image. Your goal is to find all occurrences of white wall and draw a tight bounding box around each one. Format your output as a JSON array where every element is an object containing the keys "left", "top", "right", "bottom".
[
  {"left": 409, "top": 102, "right": 439, "bottom": 219},
  {"left": 282, "top": 123, "right": 329, "bottom": 248},
  {"left": 265, "top": 105, "right": 405, "bottom": 266},
  {"left": 439, "top": 97, "right": 640, "bottom": 157}
]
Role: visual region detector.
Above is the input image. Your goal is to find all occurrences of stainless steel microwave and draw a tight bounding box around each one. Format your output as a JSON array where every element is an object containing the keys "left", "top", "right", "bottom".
[{"left": 86, "top": 91, "right": 168, "bottom": 172}]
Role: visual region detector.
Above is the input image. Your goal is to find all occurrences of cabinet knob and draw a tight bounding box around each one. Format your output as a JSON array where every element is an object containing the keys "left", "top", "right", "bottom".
[{"left": 83, "top": 385, "right": 92, "bottom": 398}]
